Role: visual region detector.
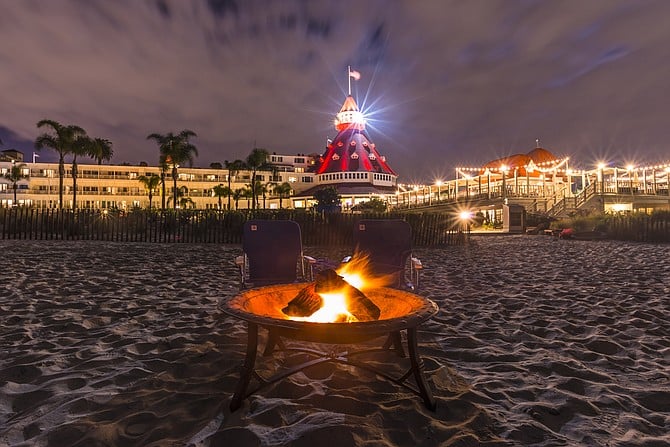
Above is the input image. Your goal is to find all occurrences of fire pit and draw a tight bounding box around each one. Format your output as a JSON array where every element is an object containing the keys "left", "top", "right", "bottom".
[{"left": 221, "top": 282, "right": 438, "bottom": 411}]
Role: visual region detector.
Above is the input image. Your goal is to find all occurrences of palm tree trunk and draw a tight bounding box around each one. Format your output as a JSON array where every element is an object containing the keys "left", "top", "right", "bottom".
[
  {"left": 72, "top": 157, "right": 78, "bottom": 210},
  {"left": 172, "top": 167, "right": 178, "bottom": 210},
  {"left": 13, "top": 185, "right": 18, "bottom": 205},
  {"left": 58, "top": 156, "right": 65, "bottom": 209},
  {"left": 227, "top": 175, "right": 232, "bottom": 210},
  {"left": 161, "top": 171, "right": 166, "bottom": 210}
]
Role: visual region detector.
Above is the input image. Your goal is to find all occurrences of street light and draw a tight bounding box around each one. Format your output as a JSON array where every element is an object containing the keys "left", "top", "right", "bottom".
[
  {"left": 597, "top": 162, "right": 606, "bottom": 193},
  {"left": 458, "top": 210, "right": 472, "bottom": 241},
  {"left": 435, "top": 180, "right": 442, "bottom": 202},
  {"left": 500, "top": 165, "right": 509, "bottom": 198}
]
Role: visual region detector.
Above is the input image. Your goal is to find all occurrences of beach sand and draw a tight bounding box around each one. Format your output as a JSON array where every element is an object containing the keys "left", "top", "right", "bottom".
[{"left": 1, "top": 236, "right": 668, "bottom": 446}]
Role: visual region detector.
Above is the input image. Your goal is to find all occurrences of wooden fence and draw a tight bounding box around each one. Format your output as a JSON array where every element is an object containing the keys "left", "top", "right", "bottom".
[
  {"left": 604, "top": 211, "right": 670, "bottom": 243},
  {"left": 0, "top": 208, "right": 465, "bottom": 246}
]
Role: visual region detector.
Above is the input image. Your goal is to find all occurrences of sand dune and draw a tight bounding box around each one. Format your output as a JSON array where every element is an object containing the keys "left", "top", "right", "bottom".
[{"left": 1, "top": 236, "right": 668, "bottom": 446}]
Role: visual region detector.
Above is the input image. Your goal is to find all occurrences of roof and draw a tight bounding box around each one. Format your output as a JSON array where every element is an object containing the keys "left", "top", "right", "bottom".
[
  {"left": 481, "top": 147, "right": 559, "bottom": 176},
  {"left": 314, "top": 128, "right": 397, "bottom": 176},
  {"left": 313, "top": 94, "right": 397, "bottom": 176}
]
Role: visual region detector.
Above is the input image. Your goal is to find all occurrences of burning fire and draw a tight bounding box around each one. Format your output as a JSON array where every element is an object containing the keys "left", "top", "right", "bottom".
[{"left": 285, "top": 253, "right": 394, "bottom": 323}]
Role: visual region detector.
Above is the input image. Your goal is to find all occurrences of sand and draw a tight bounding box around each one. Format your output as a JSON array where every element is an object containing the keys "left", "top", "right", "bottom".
[{"left": 1, "top": 235, "right": 668, "bottom": 446}]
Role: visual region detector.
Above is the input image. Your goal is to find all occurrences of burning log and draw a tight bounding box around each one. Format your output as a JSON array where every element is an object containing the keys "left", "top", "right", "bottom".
[
  {"left": 281, "top": 283, "right": 323, "bottom": 317},
  {"left": 282, "top": 269, "right": 381, "bottom": 321}
]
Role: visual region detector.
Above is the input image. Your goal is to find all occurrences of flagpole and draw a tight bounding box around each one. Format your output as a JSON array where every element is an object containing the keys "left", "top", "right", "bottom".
[{"left": 348, "top": 65, "right": 351, "bottom": 96}]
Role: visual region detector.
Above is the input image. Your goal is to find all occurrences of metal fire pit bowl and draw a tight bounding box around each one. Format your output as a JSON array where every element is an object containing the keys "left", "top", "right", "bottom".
[{"left": 221, "top": 283, "right": 439, "bottom": 411}]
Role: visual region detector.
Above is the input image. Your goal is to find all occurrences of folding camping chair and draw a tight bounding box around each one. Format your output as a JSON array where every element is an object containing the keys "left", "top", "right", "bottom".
[
  {"left": 235, "top": 220, "right": 315, "bottom": 289},
  {"left": 344, "top": 219, "right": 423, "bottom": 290}
]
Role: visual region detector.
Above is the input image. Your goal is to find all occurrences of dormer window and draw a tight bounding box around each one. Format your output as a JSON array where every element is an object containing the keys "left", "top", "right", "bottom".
[
  {"left": 362, "top": 141, "right": 368, "bottom": 147},
  {"left": 351, "top": 153, "right": 359, "bottom": 160},
  {"left": 332, "top": 153, "right": 340, "bottom": 160},
  {"left": 350, "top": 141, "right": 356, "bottom": 146},
  {"left": 337, "top": 141, "right": 344, "bottom": 147},
  {"left": 368, "top": 154, "right": 376, "bottom": 161}
]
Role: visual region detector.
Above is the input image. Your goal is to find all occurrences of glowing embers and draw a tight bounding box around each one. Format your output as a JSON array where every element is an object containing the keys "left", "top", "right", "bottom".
[{"left": 282, "top": 253, "right": 394, "bottom": 323}]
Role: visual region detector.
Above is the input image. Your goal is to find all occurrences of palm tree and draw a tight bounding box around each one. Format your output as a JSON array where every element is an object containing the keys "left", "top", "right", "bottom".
[
  {"left": 138, "top": 174, "right": 161, "bottom": 209},
  {"left": 158, "top": 154, "right": 169, "bottom": 211},
  {"left": 253, "top": 180, "right": 270, "bottom": 209},
  {"left": 70, "top": 136, "right": 92, "bottom": 210},
  {"left": 147, "top": 130, "right": 198, "bottom": 210},
  {"left": 244, "top": 148, "right": 272, "bottom": 210},
  {"left": 224, "top": 159, "right": 245, "bottom": 210},
  {"left": 212, "top": 183, "right": 231, "bottom": 210},
  {"left": 88, "top": 138, "right": 114, "bottom": 164},
  {"left": 3, "top": 162, "right": 29, "bottom": 206},
  {"left": 35, "top": 120, "right": 86, "bottom": 209},
  {"left": 232, "top": 187, "right": 251, "bottom": 210},
  {"left": 273, "top": 182, "right": 293, "bottom": 209},
  {"left": 167, "top": 185, "right": 194, "bottom": 209}
]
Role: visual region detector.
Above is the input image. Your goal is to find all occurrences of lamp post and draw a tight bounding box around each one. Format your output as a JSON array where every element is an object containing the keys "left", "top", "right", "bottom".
[
  {"left": 435, "top": 180, "right": 442, "bottom": 202},
  {"left": 626, "top": 164, "right": 634, "bottom": 196},
  {"left": 597, "top": 163, "right": 606, "bottom": 194},
  {"left": 500, "top": 165, "right": 509, "bottom": 198}
]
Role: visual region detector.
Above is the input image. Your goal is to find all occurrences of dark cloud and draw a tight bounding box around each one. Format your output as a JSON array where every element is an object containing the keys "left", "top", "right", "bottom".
[{"left": 1, "top": 0, "right": 669, "bottom": 180}]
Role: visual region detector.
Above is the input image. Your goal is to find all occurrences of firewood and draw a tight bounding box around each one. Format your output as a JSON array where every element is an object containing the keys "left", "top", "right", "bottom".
[
  {"left": 282, "top": 283, "right": 323, "bottom": 317},
  {"left": 281, "top": 269, "right": 380, "bottom": 321}
]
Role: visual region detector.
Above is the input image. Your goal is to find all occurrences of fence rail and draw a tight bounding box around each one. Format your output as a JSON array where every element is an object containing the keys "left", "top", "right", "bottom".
[{"left": 0, "top": 208, "right": 465, "bottom": 247}]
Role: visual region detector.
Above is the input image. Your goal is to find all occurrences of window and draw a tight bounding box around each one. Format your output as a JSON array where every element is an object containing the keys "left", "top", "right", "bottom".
[{"left": 295, "top": 157, "right": 305, "bottom": 164}]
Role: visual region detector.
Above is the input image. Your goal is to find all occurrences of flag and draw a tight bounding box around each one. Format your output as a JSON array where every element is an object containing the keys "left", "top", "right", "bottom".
[{"left": 349, "top": 69, "right": 361, "bottom": 80}]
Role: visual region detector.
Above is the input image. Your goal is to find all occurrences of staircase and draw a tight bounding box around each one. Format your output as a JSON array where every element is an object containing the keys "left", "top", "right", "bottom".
[{"left": 547, "top": 183, "right": 599, "bottom": 218}]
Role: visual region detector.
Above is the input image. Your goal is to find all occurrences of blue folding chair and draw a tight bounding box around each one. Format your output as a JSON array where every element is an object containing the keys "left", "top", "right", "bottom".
[
  {"left": 235, "top": 220, "right": 315, "bottom": 289},
  {"left": 344, "top": 219, "right": 422, "bottom": 290}
]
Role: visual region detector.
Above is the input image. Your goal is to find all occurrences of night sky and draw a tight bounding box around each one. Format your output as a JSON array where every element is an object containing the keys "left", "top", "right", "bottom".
[{"left": 2, "top": 0, "right": 669, "bottom": 181}]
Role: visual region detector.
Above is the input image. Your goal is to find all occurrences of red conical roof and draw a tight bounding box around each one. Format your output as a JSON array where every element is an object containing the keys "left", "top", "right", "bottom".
[{"left": 315, "top": 95, "right": 396, "bottom": 175}]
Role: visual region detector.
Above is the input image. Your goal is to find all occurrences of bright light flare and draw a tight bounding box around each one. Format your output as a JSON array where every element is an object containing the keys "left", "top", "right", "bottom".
[{"left": 459, "top": 211, "right": 472, "bottom": 220}]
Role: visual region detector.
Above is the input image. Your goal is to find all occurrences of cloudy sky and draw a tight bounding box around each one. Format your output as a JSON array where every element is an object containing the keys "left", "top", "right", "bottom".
[{"left": 1, "top": 0, "right": 669, "bottom": 181}]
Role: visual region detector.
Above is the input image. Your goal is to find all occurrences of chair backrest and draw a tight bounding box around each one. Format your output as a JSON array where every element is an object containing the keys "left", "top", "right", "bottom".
[
  {"left": 243, "top": 220, "right": 303, "bottom": 285},
  {"left": 353, "top": 219, "right": 412, "bottom": 276}
]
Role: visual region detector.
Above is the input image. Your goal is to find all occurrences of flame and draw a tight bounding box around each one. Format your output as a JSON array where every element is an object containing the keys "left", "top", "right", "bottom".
[
  {"left": 287, "top": 252, "right": 394, "bottom": 323},
  {"left": 335, "top": 252, "right": 395, "bottom": 291},
  {"left": 290, "top": 293, "right": 355, "bottom": 323}
]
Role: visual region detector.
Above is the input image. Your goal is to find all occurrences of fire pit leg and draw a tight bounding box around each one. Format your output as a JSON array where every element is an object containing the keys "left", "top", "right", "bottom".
[
  {"left": 230, "top": 322, "right": 259, "bottom": 411},
  {"left": 382, "top": 331, "right": 405, "bottom": 357},
  {"left": 407, "top": 328, "right": 436, "bottom": 411},
  {"left": 263, "top": 329, "right": 285, "bottom": 356}
]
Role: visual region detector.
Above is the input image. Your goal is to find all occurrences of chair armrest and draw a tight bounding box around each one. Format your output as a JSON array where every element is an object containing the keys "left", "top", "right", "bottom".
[
  {"left": 341, "top": 255, "right": 352, "bottom": 263},
  {"left": 411, "top": 257, "right": 423, "bottom": 269},
  {"left": 234, "top": 255, "right": 245, "bottom": 267},
  {"left": 303, "top": 255, "right": 317, "bottom": 264}
]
